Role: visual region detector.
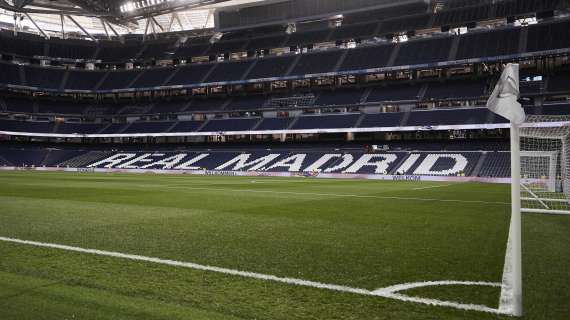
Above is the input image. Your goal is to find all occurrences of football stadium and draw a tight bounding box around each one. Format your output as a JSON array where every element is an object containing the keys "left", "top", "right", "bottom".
[{"left": 0, "top": 0, "right": 569, "bottom": 319}]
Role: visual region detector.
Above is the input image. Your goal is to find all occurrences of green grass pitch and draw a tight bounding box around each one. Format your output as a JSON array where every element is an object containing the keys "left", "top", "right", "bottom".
[{"left": 0, "top": 171, "right": 568, "bottom": 320}]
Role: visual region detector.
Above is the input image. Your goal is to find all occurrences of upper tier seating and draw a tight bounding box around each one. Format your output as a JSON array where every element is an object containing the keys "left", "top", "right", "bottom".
[
  {"left": 245, "top": 35, "right": 287, "bottom": 51},
  {"left": 424, "top": 80, "right": 487, "bottom": 99},
  {"left": 132, "top": 67, "right": 175, "bottom": 88},
  {"left": 547, "top": 74, "right": 570, "bottom": 93},
  {"left": 148, "top": 100, "right": 190, "bottom": 114},
  {"left": 255, "top": 117, "right": 293, "bottom": 130},
  {"left": 358, "top": 112, "right": 404, "bottom": 128},
  {"left": 330, "top": 22, "right": 378, "bottom": 41},
  {"left": 291, "top": 114, "right": 360, "bottom": 129},
  {"left": 406, "top": 108, "right": 496, "bottom": 126},
  {"left": 366, "top": 84, "right": 422, "bottom": 102},
  {"left": 199, "top": 118, "right": 259, "bottom": 132},
  {"left": 339, "top": 44, "right": 395, "bottom": 71},
  {"left": 206, "top": 60, "right": 254, "bottom": 82},
  {"left": 24, "top": 66, "right": 64, "bottom": 89},
  {"left": 246, "top": 55, "right": 297, "bottom": 79},
  {"left": 98, "top": 70, "right": 139, "bottom": 90},
  {"left": 57, "top": 122, "right": 106, "bottom": 134},
  {"left": 167, "top": 63, "right": 215, "bottom": 86},
  {"left": 395, "top": 36, "right": 453, "bottom": 66},
  {"left": 0, "top": 63, "right": 22, "bottom": 86},
  {"left": 314, "top": 89, "right": 364, "bottom": 106},
  {"left": 526, "top": 20, "right": 570, "bottom": 53},
  {"left": 456, "top": 28, "right": 521, "bottom": 60},
  {"left": 47, "top": 39, "right": 96, "bottom": 60},
  {"left": 96, "top": 41, "right": 143, "bottom": 62},
  {"left": 169, "top": 121, "right": 204, "bottom": 133},
  {"left": 289, "top": 50, "right": 344, "bottom": 76},
  {"left": 64, "top": 70, "right": 106, "bottom": 91},
  {"left": 0, "top": 19, "right": 569, "bottom": 92},
  {"left": 123, "top": 121, "right": 176, "bottom": 134},
  {"left": 37, "top": 100, "right": 87, "bottom": 114},
  {"left": 1, "top": 100, "right": 567, "bottom": 137},
  {"left": 3, "top": 97, "right": 34, "bottom": 113},
  {"left": 225, "top": 96, "right": 267, "bottom": 111},
  {"left": 0, "top": 119, "right": 53, "bottom": 133}
]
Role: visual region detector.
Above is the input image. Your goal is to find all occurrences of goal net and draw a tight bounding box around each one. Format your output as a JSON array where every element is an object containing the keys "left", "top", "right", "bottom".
[{"left": 520, "top": 115, "right": 570, "bottom": 215}]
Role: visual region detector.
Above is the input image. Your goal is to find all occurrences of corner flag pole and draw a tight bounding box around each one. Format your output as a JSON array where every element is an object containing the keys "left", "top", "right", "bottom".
[
  {"left": 510, "top": 121, "right": 523, "bottom": 317},
  {"left": 486, "top": 63, "right": 525, "bottom": 316}
]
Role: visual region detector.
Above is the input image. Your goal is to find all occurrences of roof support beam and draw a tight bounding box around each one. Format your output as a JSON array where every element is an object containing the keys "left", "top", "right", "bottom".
[
  {"left": 24, "top": 12, "right": 48, "bottom": 39},
  {"left": 100, "top": 18, "right": 111, "bottom": 40},
  {"left": 66, "top": 14, "right": 96, "bottom": 42},
  {"left": 151, "top": 17, "right": 165, "bottom": 32},
  {"left": 167, "top": 13, "right": 176, "bottom": 32},
  {"left": 105, "top": 21, "right": 120, "bottom": 38},
  {"left": 175, "top": 13, "right": 184, "bottom": 31},
  {"left": 150, "top": 18, "right": 157, "bottom": 38},
  {"left": 143, "top": 18, "right": 150, "bottom": 41},
  {"left": 60, "top": 14, "right": 65, "bottom": 39}
]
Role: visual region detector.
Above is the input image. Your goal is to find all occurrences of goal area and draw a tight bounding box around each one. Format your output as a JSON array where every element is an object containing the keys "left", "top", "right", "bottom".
[{"left": 520, "top": 115, "right": 570, "bottom": 215}]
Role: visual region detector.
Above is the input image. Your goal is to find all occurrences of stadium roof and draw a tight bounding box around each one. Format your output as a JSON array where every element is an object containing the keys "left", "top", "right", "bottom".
[{"left": 0, "top": 0, "right": 266, "bottom": 38}]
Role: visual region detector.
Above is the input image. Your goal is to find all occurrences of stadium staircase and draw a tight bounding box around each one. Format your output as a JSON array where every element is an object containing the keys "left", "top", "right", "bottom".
[
  {"left": 286, "top": 116, "right": 300, "bottom": 129},
  {"left": 195, "top": 119, "right": 210, "bottom": 132},
  {"left": 96, "top": 123, "right": 113, "bottom": 134},
  {"left": 471, "top": 151, "right": 488, "bottom": 177},
  {"left": 518, "top": 27, "right": 528, "bottom": 53},
  {"left": 0, "top": 98, "right": 7, "bottom": 112},
  {"left": 0, "top": 154, "right": 13, "bottom": 166},
  {"left": 354, "top": 113, "right": 366, "bottom": 128},
  {"left": 333, "top": 50, "right": 349, "bottom": 72},
  {"left": 241, "top": 59, "right": 259, "bottom": 80},
  {"left": 285, "top": 54, "right": 302, "bottom": 76},
  {"left": 165, "top": 121, "right": 180, "bottom": 133},
  {"left": 19, "top": 65, "right": 26, "bottom": 86},
  {"left": 160, "top": 68, "right": 180, "bottom": 87},
  {"left": 59, "top": 71, "right": 70, "bottom": 91},
  {"left": 58, "top": 151, "right": 114, "bottom": 168},
  {"left": 448, "top": 36, "right": 460, "bottom": 61},
  {"left": 250, "top": 118, "right": 265, "bottom": 131},
  {"left": 386, "top": 43, "right": 401, "bottom": 67},
  {"left": 399, "top": 111, "right": 412, "bottom": 126},
  {"left": 93, "top": 71, "right": 110, "bottom": 91},
  {"left": 51, "top": 121, "right": 60, "bottom": 133}
]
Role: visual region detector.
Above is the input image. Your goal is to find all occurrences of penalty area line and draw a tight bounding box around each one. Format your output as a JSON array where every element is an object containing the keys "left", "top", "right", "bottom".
[
  {"left": 158, "top": 185, "right": 509, "bottom": 205},
  {"left": 0, "top": 236, "right": 509, "bottom": 315},
  {"left": 412, "top": 184, "right": 454, "bottom": 190}
]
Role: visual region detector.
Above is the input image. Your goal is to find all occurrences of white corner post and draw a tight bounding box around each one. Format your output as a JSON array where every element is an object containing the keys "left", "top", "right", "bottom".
[{"left": 509, "top": 122, "right": 523, "bottom": 316}]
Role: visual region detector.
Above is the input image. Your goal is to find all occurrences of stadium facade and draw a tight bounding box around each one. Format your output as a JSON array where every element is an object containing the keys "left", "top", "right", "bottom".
[{"left": 0, "top": 0, "right": 569, "bottom": 180}]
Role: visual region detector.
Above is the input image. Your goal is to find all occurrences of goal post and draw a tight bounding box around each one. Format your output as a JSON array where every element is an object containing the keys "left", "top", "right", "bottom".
[{"left": 519, "top": 115, "right": 570, "bottom": 215}]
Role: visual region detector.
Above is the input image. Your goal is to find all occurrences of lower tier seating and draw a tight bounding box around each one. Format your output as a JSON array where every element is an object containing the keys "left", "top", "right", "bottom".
[{"left": 0, "top": 145, "right": 511, "bottom": 179}]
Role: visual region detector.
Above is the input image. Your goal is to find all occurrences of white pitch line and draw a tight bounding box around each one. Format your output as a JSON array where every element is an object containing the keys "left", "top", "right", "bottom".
[
  {"left": 412, "top": 184, "right": 454, "bottom": 190},
  {"left": 0, "top": 236, "right": 509, "bottom": 315},
  {"left": 163, "top": 185, "right": 509, "bottom": 205},
  {"left": 250, "top": 179, "right": 308, "bottom": 183}
]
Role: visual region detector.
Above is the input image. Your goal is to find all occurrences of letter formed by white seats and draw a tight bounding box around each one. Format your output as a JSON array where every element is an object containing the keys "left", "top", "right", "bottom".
[
  {"left": 344, "top": 154, "right": 398, "bottom": 174},
  {"left": 88, "top": 153, "right": 138, "bottom": 168},
  {"left": 214, "top": 153, "right": 281, "bottom": 171},
  {"left": 117, "top": 153, "right": 165, "bottom": 169},
  {"left": 303, "top": 154, "right": 341, "bottom": 172},
  {"left": 265, "top": 154, "right": 307, "bottom": 172},
  {"left": 140, "top": 154, "right": 188, "bottom": 169},
  {"left": 413, "top": 154, "right": 468, "bottom": 176},
  {"left": 396, "top": 154, "right": 421, "bottom": 175},
  {"left": 323, "top": 154, "right": 354, "bottom": 173},
  {"left": 175, "top": 153, "right": 210, "bottom": 170}
]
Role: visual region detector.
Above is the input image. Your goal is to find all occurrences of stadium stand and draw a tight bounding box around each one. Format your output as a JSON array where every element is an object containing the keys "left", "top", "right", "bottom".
[{"left": 0, "top": 0, "right": 569, "bottom": 182}]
